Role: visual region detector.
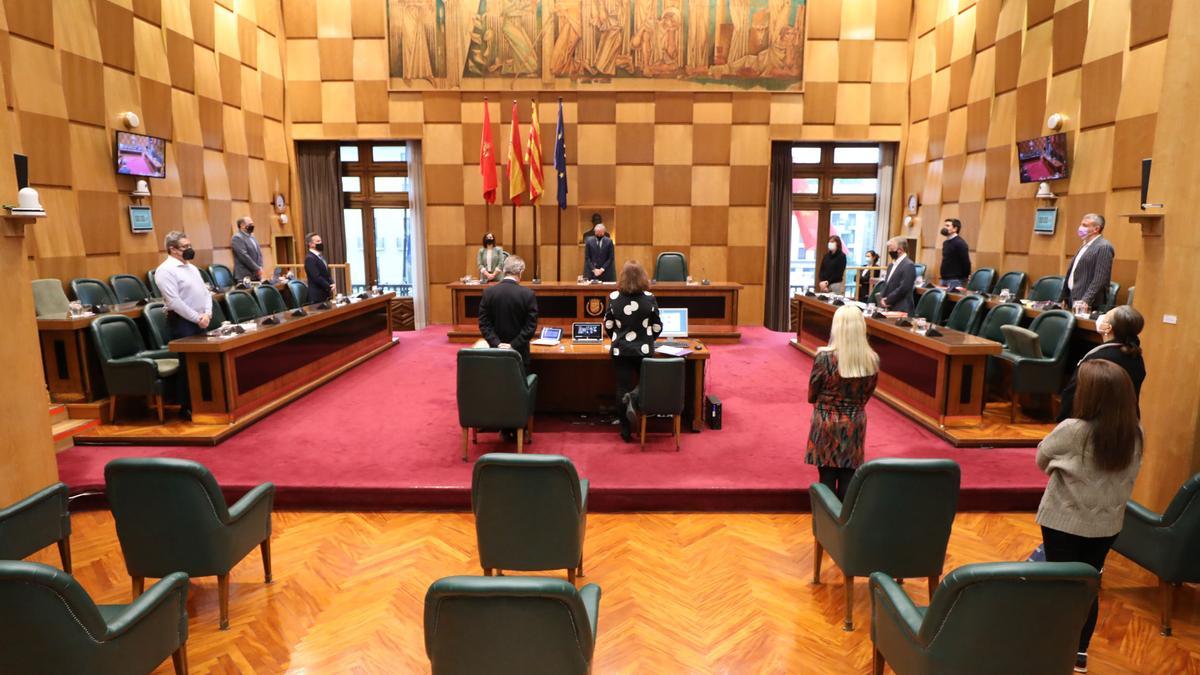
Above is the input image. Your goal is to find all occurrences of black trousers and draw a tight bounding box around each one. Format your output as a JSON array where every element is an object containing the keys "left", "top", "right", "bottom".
[
  {"left": 1041, "top": 525, "right": 1118, "bottom": 654},
  {"left": 167, "top": 313, "right": 205, "bottom": 412},
  {"left": 614, "top": 357, "right": 640, "bottom": 434},
  {"left": 817, "top": 467, "right": 856, "bottom": 501}
]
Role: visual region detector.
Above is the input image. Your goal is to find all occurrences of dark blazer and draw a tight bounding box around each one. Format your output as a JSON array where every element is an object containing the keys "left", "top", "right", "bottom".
[
  {"left": 604, "top": 290, "right": 662, "bottom": 360},
  {"left": 879, "top": 256, "right": 916, "bottom": 313},
  {"left": 231, "top": 230, "right": 263, "bottom": 281},
  {"left": 479, "top": 278, "right": 539, "bottom": 367},
  {"left": 1057, "top": 342, "right": 1145, "bottom": 422},
  {"left": 584, "top": 235, "right": 615, "bottom": 281},
  {"left": 305, "top": 250, "right": 334, "bottom": 303},
  {"left": 939, "top": 235, "right": 971, "bottom": 282},
  {"left": 818, "top": 251, "right": 847, "bottom": 287},
  {"left": 1060, "top": 235, "right": 1115, "bottom": 307}
]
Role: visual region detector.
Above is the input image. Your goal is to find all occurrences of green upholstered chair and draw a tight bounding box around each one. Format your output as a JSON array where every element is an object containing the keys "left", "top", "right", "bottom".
[
  {"left": 637, "top": 357, "right": 686, "bottom": 451},
  {"left": 31, "top": 279, "right": 70, "bottom": 317},
  {"left": 104, "top": 458, "right": 275, "bottom": 630},
  {"left": 208, "top": 263, "right": 235, "bottom": 290},
  {"left": 472, "top": 453, "right": 588, "bottom": 582},
  {"left": 992, "top": 271, "right": 1028, "bottom": 299},
  {"left": 653, "top": 251, "right": 688, "bottom": 282},
  {"left": 996, "top": 309, "right": 1075, "bottom": 422},
  {"left": 142, "top": 302, "right": 180, "bottom": 358},
  {"left": 811, "top": 458, "right": 960, "bottom": 631},
  {"left": 424, "top": 576, "right": 600, "bottom": 675},
  {"left": 868, "top": 283, "right": 884, "bottom": 305},
  {"left": 71, "top": 277, "right": 116, "bottom": 307},
  {"left": 1029, "top": 275, "right": 1064, "bottom": 302},
  {"left": 90, "top": 315, "right": 179, "bottom": 422},
  {"left": 225, "top": 289, "right": 263, "bottom": 323},
  {"left": 942, "top": 293, "right": 985, "bottom": 333},
  {"left": 1098, "top": 281, "right": 1121, "bottom": 311},
  {"left": 911, "top": 288, "right": 945, "bottom": 323},
  {"left": 0, "top": 482, "right": 71, "bottom": 572},
  {"left": 457, "top": 349, "right": 537, "bottom": 461},
  {"left": 975, "top": 302, "right": 1023, "bottom": 341},
  {"left": 913, "top": 262, "right": 927, "bottom": 280},
  {"left": 286, "top": 279, "right": 308, "bottom": 309},
  {"left": 210, "top": 298, "right": 229, "bottom": 326},
  {"left": 254, "top": 284, "right": 289, "bottom": 315},
  {"left": 0, "top": 561, "right": 190, "bottom": 675},
  {"left": 197, "top": 266, "right": 215, "bottom": 288},
  {"left": 869, "top": 562, "right": 1100, "bottom": 675},
  {"left": 965, "top": 267, "right": 995, "bottom": 293},
  {"left": 1113, "top": 473, "right": 1200, "bottom": 636},
  {"left": 146, "top": 269, "right": 160, "bottom": 297},
  {"left": 109, "top": 274, "right": 152, "bottom": 303},
  {"left": 1127, "top": 285, "right": 1136, "bottom": 306}
]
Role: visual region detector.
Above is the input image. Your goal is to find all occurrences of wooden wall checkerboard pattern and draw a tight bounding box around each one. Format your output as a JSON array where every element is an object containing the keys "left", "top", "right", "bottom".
[
  {"left": 0, "top": 0, "right": 292, "bottom": 289},
  {"left": 905, "top": 0, "right": 1170, "bottom": 301}
]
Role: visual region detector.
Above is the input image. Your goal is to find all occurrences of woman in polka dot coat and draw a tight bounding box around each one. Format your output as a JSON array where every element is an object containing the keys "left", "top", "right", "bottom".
[{"left": 604, "top": 260, "right": 663, "bottom": 442}]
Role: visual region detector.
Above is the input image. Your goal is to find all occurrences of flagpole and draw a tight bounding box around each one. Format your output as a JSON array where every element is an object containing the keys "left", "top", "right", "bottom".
[
  {"left": 555, "top": 97, "right": 564, "bottom": 282},
  {"left": 512, "top": 99, "right": 519, "bottom": 268},
  {"left": 531, "top": 98, "right": 541, "bottom": 284}
]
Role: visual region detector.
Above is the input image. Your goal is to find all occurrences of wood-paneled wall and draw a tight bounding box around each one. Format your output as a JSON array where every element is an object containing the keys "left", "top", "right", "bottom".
[
  {"left": 903, "top": 0, "right": 1169, "bottom": 299},
  {"left": 0, "top": 0, "right": 293, "bottom": 290},
  {"left": 284, "top": 0, "right": 914, "bottom": 325}
]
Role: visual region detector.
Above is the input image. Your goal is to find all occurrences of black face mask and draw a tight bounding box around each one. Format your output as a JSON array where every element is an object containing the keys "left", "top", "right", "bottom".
[
  {"left": 245, "top": 225, "right": 255, "bottom": 234},
  {"left": 888, "top": 249, "right": 900, "bottom": 260},
  {"left": 314, "top": 243, "right": 325, "bottom": 252},
  {"left": 181, "top": 247, "right": 196, "bottom": 261},
  {"left": 940, "top": 228, "right": 950, "bottom": 236},
  {"left": 485, "top": 238, "right": 494, "bottom": 246}
]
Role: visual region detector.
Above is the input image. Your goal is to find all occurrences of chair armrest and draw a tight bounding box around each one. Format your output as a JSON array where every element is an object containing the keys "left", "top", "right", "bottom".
[
  {"left": 579, "top": 583, "right": 602, "bottom": 644},
  {"left": 1125, "top": 500, "right": 1165, "bottom": 527},
  {"left": 810, "top": 482, "right": 844, "bottom": 525},
  {"left": 227, "top": 483, "right": 275, "bottom": 525},
  {"left": 526, "top": 374, "right": 538, "bottom": 390},
  {"left": 0, "top": 482, "right": 66, "bottom": 521},
  {"left": 869, "top": 572, "right": 925, "bottom": 644},
  {"left": 137, "top": 349, "right": 177, "bottom": 361},
  {"left": 104, "top": 572, "right": 189, "bottom": 640},
  {"left": 579, "top": 479, "right": 589, "bottom": 514}
]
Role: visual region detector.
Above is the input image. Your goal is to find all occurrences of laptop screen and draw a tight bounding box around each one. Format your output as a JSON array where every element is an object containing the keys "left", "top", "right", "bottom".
[
  {"left": 572, "top": 322, "right": 603, "bottom": 342},
  {"left": 659, "top": 308, "right": 688, "bottom": 338},
  {"left": 539, "top": 327, "right": 562, "bottom": 341}
]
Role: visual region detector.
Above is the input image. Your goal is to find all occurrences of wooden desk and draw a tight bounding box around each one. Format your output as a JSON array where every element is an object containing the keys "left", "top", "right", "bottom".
[
  {"left": 169, "top": 294, "right": 396, "bottom": 425},
  {"left": 448, "top": 281, "right": 742, "bottom": 343},
  {"left": 529, "top": 338, "right": 710, "bottom": 432},
  {"left": 38, "top": 303, "right": 145, "bottom": 403},
  {"left": 792, "top": 294, "right": 1002, "bottom": 428}
]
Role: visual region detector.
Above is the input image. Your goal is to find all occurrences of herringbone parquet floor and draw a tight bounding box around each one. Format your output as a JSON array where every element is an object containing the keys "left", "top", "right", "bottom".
[{"left": 26, "top": 511, "right": 1199, "bottom": 674}]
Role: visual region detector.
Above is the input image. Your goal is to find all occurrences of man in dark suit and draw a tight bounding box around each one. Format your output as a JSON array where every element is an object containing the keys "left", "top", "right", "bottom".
[
  {"left": 479, "top": 255, "right": 538, "bottom": 370},
  {"left": 878, "top": 236, "right": 916, "bottom": 313},
  {"left": 304, "top": 232, "right": 335, "bottom": 304},
  {"left": 584, "top": 221, "right": 615, "bottom": 281},
  {"left": 230, "top": 216, "right": 264, "bottom": 281},
  {"left": 1059, "top": 213, "right": 1115, "bottom": 311}
]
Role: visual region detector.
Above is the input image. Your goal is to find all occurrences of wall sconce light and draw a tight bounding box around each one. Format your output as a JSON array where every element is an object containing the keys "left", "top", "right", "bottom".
[{"left": 121, "top": 112, "right": 141, "bottom": 129}]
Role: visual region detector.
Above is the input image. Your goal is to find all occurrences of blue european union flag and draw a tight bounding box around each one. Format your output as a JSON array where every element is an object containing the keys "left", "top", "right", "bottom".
[{"left": 554, "top": 99, "right": 567, "bottom": 210}]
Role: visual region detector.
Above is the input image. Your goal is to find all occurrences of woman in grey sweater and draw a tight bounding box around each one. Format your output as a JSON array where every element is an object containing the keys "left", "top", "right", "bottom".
[{"left": 1036, "top": 359, "right": 1142, "bottom": 673}]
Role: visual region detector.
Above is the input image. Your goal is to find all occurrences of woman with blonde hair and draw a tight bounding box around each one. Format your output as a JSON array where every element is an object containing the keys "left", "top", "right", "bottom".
[{"left": 806, "top": 305, "right": 880, "bottom": 499}]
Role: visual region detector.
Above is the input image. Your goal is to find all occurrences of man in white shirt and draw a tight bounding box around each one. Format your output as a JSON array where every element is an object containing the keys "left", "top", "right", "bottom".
[{"left": 156, "top": 231, "right": 212, "bottom": 419}]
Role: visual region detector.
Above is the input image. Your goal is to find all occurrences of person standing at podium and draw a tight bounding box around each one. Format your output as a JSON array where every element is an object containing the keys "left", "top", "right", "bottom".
[
  {"left": 305, "top": 232, "right": 334, "bottom": 304},
  {"left": 585, "top": 219, "right": 615, "bottom": 282},
  {"left": 476, "top": 232, "right": 507, "bottom": 282},
  {"left": 156, "top": 230, "right": 212, "bottom": 420},
  {"left": 479, "top": 255, "right": 538, "bottom": 371},
  {"left": 604, "top": 260, "right": 662, "bottom": 442}
]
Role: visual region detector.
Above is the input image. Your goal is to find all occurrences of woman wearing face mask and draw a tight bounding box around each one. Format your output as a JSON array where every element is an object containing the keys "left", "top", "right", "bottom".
[
  {"left": 857, "top": 250, "right": 881, "bottom": 302},
  {"left": 476, "top": 232, "right": 508, "bottom": 282},
  {"left": 817, "top": 235, "right": 847, "bottom": 294},
  {"left": 1057, "top": 305, "right": 1145, "bottom": 422}
]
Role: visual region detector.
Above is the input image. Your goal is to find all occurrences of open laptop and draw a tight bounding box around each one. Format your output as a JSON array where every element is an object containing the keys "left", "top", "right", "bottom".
[
  {"left": 531, "top": 326, "right": 562, "bottom": 346},
  {"left": 572, "top": 322, "right": 603, "bottom": 344},
  {"left": 658, "top": 308, "right": 690, "bottom": 348}
]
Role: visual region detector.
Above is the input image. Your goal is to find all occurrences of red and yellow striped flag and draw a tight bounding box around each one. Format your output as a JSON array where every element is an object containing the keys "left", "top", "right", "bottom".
[
  {"left": 506, "top": 101, "right": 527, "bottom": 206},
  {"left": 526, "top": 101, "right": 544, "bottom": 205}
]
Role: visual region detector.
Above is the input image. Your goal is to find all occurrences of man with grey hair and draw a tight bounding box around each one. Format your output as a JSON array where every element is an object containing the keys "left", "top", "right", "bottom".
[
  {"left": 479, "top": 254, "right": 538, "bottom": 371},
  {"left": 877, "top": 236, "right": 917, "bottom": 313},
  {"left": 584, "top": 217, "right": 615, "bottom": 281},
  {"left": 230, "top": 215, "right": 263, "bottom": 281},
  {"left": 155, "top": 230, "right": 212, "bottom": 419},
  {"left": 1060, "top": 213, "right": 1115, "bottom": 311}
]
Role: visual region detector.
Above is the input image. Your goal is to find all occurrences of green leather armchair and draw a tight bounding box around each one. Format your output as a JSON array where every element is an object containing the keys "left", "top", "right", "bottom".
[
  {"left": 965, "top": 268, "right": 995, "bottom": 293},
  {"left": 1029, "top": 275, "right": 1064, "bottom": 302},
  {"left": 992, "top": 271, "right": 1028, "bottom": 299},
  {"left": 208, "top": 263, "right": 235, "bottom": 290},
  {"left": 913, "top": 262, "right": 927, "bottom": 280},
  {"left": 870, "top": 562, "right": 1099, "bottom": 675},
  {"left": 225, "top": 289, "right": 264, "bottom": 323},
  {"left": 287, "top": 279, "right": 308, "bottom": 309},
  {"left": 90, "top": 314, "right": 180, "bottom": 422},
  {"left": 110, "top": 274, "right": 152, "bottom": 303},
  {"left": 942, "top": 293, "right": 985, "bottom": 333},
  {"left": 637, "top": 357, "right": 685, "bottom": 451},
  {"left": 0, "top": 482, "right": 71, "bottom": 572},
  {"left": 143, "top": 301, "right": 178, "bottom": 355},
  {"left": 1098, "top": 281, "right": 1121, "bottom": 312},
  {"left": 424, "top": 575, "right": 601, "bottom": 675},
  {"left": 197, "top": 266, "right": 216, "bottom": 288},
  {"left": 472, "top": 453, "right": 588, "bottom": 582},
  {"left": 146, "top": 269, "right": 160, "bottom": 298},
  {"left": 104, "top": 458, "right": 275, "bottom": 630},
  {"left": 0, "top": 561, "right": 190, "bottom": 675},
  {"left": 996, "top": 309, "right": 1075, "bottom": 422},
  {"left": 457, "top": 349, "right": 537, "bottom": 461},
  {"left": 71, "top": 277, "right": 117, "bottom": 307},
  {"left": 255, "top": 284, "right": 289, "bottom": 315},
  {"left": 811, "top": 459, "right": 960, "bottom": 631},
  {"left": 654, "top": 252, "right": 688, "bottom": 282},
  {"left": 31, "top": 278, "right": 70, "bottom": 317},
  {"left": 911, "top": 288, "right": 945, "bottom": 323},
  {"left": 1113, "top": 473, "right": 1200, "bottom": 636},
  {"left": 1127, "top": 285, "right": 1135, "bottom": 306}
]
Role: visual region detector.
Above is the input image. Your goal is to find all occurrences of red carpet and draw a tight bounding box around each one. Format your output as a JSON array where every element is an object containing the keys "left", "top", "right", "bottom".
[{"left": 57, "top": 326, "right": 1047, "bottom": 511}]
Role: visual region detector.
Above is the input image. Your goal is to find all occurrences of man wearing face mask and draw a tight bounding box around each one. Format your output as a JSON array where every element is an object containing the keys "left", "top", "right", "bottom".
[
  {"left": 1060, "top": 213, "right": 1115, "bottom": 312},
  {"left": 305, "top": 232, "right": 335, "bottom": 304},
  {"left": 584, "top": 216, "right": 615, "bottom": 282},
  {"left": 231, "top": 216, "right": 264, "bottom": 281},
  {"left": 938, "top": 218, "right": 971, "bottom": 290},
  {"left": 156, "top": 230, "right": 212, "bottom": 419},
  {"left": 877, "top": 236, "right": 916, "bottom": 313}
]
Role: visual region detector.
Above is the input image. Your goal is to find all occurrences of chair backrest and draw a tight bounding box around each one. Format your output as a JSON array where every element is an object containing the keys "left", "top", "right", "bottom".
[
  {"left": 838, "top": 459, "right": 960, "bottom": 577},
  {"left": 31, "top": 279, "right": 70, "bottom": 317},
  {"left": 145, "top": 269, "right": 160, "bottom": 297},
  {"left": 911, "top": 288, "right": 945, "bottom": 323},
  {"left": 1028, "top": 309, "right": 1075, "bottom": 359},
  {"left": 913, "top": 262, "right": 927, "bottom": 279},
  {"left": 0, "top": 482, "right": 70, "bottom": 563},
  {"left": 992, "top": 271, "right": 1028, "bottom": 299},
  {"left": 197, "top": 266, "right": 215, "bottom": 287},
  {"left": 0, "top": 561, "right": 113, "bottom": 670},
  {"left": 225, "top": 289, "right": 263, "bottom": 322},
  {"left": 1000, "top": 325, "right": 1042, "bottom": 358},
  {"left": 89, "top": 315, "right": 146, "bottom": 361},
  {"left": 976, "top": 302, "right": 1023, "bottom": 341},
  {"left": 943, "top": 293, "right": 985, "bottom": 333},
  {"left": 424, "top": 576, "right": 595, "bottom": 675},
  {"left": 70, "top": 278, "right": 115, "bottom": 306},
  {"left": 108, "top": 274, "right": 150, "bottom": 303},
  {"left": 209, "top": 263, "right": 235, "bottom": 290},
  {"left": 287, "top": 279, "right": 308, "bottom": 308},
  {"left": 914, "top": 562, "right": 1098, "bottom": 671},
  {"left": 104, "top": 458, "right": 232, "bottom": 577},
  {"left": 966, "top": 268, "right": 995, "bottom": 293},
  {"left": 1127, "top": 286, "right": 1135, "bottom": 306},
  {"left": 210, "top": 298, "right": 229, "bottom": 326},
  {"left": 143, "top": 302, "right": 171, "bottom": 349},
  {"left": 472, "top": 454, "right": 584, "bottom": 571},
  {"left": 654, "top": 252, "right": 688, "bottom": 282},
  {"left": 1101, "top": 281, "right": 1120, "bottom": 310},
  {"left": 254, "top": 284, "right": 289, "bottom": 315},
  {"left": 868, "top": 283, "right": 883, "bottom": 305},
  {"left": 457, "top": 349, "right": 533, "bottom": 429},
  {"left": 638, "top": 357, "right": 685, "bottom": 416},
  {"left": 1149, "top": 473, "right": 1200, "bottom": 580},
  {"left": 1029, "top": 275, "right": 1064, "bottom": 302}
]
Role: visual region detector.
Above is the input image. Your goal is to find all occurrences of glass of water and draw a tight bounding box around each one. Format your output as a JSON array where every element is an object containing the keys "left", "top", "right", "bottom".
[
  {"left": 915, "top": 317, "right": 929, "bottom": 335},
  {"left": 866, "top": 303, "right": 876, "bottom": 316},
  {"left": 1072, "top": 301, "right": 1088, "bottom": 316}
]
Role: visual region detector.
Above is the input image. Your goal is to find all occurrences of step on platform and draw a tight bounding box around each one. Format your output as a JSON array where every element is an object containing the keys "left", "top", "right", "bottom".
[{"left": 50, "top": 404, "right": 99, "bottom": 452}]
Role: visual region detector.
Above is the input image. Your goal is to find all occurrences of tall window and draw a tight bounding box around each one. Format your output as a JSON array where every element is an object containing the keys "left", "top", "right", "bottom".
[
  {"left": 789, "top": 143, "right": 881, "bottom": 295},
  {"left": 340, "top": 143, "right": 413, "bottom": 295}
]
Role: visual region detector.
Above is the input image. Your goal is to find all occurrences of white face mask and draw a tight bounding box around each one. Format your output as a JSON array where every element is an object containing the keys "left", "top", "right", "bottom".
[{"left": 827, "top": 242, "right": 837, "bottom": 253}]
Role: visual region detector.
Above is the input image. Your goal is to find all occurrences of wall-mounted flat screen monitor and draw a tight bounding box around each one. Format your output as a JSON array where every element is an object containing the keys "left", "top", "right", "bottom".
[
  {"left": 1017, "top": 133, "right": 1069, "bottom": 183},
  {"left": 115, "top": 131, "right": 167, "bottom": 179},
  {"left": 129, "top": 205, "right": 154, "bottom": 233},
  {"left": 1033, "top": 207, "right": 1058, "bottom": 235}
]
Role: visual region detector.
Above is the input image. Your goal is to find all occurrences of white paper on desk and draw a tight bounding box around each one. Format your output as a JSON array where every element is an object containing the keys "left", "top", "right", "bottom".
[
  {"left": 655, "top": 345, "right": 691, "bottom": 357},
  {"left": 239, "top": 322, "right": 259, "bottom": 331}
]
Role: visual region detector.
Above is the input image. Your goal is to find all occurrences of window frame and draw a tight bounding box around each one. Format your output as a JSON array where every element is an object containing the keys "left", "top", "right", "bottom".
[{"left": 339, "top": 142, "right": 412, "bottom": 289}]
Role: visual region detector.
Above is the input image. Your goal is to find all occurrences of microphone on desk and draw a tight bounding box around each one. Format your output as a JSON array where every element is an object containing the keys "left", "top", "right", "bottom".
[
  {"left": 318, "top": 302, "right": 333, "bottom": 310},
  {"left": 93, "top": 304, "right": 110, "bottom": 314},
  {"left": 925, "top": 327, "right": 944, "bottom": 337},
  {"left": 831, "top": 298, "right": 845, "bottom": 306},
  {"left": 871, "top": 311, "right": 887, "bottom": 320},
  {"left": 894, "top": 317, "right": 913, "bottom": 327},
  {"left": 291, "top": 309, "right": 307, "bottom": 317},
  {"left": 261, "top": 316, "right": 279, "bottom": 325}
]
